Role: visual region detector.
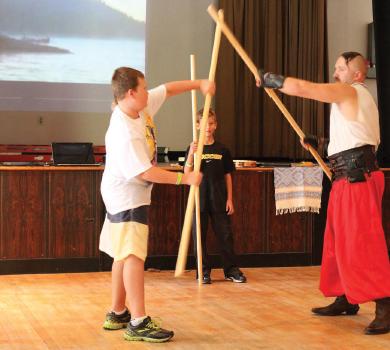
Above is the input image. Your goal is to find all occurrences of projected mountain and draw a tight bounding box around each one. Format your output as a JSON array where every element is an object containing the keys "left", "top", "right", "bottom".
[{"left": 0, "top": 0, "right": 145, "bottom": 39}]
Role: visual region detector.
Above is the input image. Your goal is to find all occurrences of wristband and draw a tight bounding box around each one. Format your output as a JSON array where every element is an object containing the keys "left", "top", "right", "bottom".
[
  {"left": 258, "top": 69, "right": 286, "bottom": 89},
  {"left": 176, "top": 172, "right": 183, "bottom": 185}
]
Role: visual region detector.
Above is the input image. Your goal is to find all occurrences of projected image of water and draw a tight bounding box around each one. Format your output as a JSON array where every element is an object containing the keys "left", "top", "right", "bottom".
[
  {"left": 0, "top": 0, "right": 146, "bottom": 84},
  {"left": 0, "top": 36, "right": 144, "bottom": 84}
]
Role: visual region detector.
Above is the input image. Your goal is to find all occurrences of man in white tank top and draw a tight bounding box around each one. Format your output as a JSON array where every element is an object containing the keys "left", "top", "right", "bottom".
[{"left": 257, "top": 52, "right": 390, "bottom": 335}]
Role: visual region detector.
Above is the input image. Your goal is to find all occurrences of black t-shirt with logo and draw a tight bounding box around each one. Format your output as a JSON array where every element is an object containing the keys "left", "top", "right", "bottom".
[{"left": 185, "top": 141, "right": 235, "bottom": 212}]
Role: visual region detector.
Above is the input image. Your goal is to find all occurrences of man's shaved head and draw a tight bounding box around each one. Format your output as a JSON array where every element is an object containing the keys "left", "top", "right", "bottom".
[
  {"left": 333, "top": 52, "right": 368, "bottom": 84},
  {"left": 342, "top": 52, "right": 368, "bottom": 78}
]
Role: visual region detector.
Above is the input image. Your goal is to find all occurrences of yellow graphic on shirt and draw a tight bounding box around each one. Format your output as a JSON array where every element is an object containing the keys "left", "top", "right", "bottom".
[
  {"left": 202, "top": 154, "right": 222, "bottom": 160},
  {"left": 144, "top": 112, "right": 157, "bottom": 163}
]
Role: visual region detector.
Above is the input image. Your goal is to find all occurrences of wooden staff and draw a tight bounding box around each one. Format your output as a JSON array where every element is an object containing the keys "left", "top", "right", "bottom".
[
  {"left": 190, "top": 54, "right": 203, "bottom": 285},
  {"left": 175, "top": 10, "right": 224, "bottom": 277},
  {"left": 207, "top": 4, "right": 332, "bottom": 180}
]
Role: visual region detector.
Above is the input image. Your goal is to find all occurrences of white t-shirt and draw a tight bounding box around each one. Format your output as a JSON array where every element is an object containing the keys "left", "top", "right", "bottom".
[
  {"left": 101, "top": 85, "right": 166, "bottom": 214},
  {"left": 327, "top": 83, "right": 380, "bottom": 156}
]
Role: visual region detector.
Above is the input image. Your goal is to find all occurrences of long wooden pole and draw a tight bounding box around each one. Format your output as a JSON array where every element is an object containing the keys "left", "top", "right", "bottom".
[
  {"left": 207, "top": 5, "right": 332, "bottom": 180},
  {"left": 175, "top": 10, "right": 224, "bottom": 277},
  {"left": 190, "top": 54, "right": 203, "bottom": 285}
]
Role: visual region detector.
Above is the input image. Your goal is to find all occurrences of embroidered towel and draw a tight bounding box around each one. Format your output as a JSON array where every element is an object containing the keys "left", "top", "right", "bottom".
[{"left": 273, "top": 166, "right": 323, "bottom": 215}]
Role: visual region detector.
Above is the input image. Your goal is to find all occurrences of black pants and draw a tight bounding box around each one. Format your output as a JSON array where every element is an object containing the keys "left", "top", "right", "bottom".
[{"left": 192, "top": 210, "right": 238, "bottom": 275}]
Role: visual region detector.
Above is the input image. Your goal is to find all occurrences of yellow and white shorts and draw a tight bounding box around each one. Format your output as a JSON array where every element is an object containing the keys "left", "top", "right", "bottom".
[{"left": 99, "top": 206, "right": 149, "bottom": 262}]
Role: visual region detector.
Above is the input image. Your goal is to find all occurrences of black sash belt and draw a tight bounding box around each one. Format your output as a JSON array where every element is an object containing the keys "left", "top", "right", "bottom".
[{"left": 328, "top": 145, "right": 379, "bottom": 183}]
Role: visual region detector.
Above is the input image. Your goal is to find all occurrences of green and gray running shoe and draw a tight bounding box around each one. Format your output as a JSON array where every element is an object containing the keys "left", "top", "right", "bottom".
[
  {"left": 124, "top": 316, "right": 174, "bottom": 343},
  {"left": 103, "top": 309, "right": 131, "bottom": 330}
]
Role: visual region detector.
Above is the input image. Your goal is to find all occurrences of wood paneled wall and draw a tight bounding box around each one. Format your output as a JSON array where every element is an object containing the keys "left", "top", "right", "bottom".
[
  {"left": 0, "top": 170, "right": 102, "bottom": 261},
  {"left": 0, "top": 168, "right": 389, "bottom": 274}
]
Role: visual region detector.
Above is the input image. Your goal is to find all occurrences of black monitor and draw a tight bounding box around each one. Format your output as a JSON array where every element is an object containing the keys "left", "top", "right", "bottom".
[{"left": 52, "top": 142, "right": 95, "bottom": 165}]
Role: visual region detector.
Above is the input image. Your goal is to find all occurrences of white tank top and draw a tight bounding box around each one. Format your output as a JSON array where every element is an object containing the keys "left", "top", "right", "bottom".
[{"left": 327, "top": 83, "right": 380, "bottom": 156}]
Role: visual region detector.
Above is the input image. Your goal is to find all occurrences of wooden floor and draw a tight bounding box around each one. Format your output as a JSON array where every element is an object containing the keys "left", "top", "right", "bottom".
[{"left": 0, "top": 267, "right": 389, "bottom": 350}]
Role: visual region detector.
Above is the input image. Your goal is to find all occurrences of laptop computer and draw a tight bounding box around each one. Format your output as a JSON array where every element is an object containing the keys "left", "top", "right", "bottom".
[{"left": 52, "top": 142, "right": 97, "bottom": 165}]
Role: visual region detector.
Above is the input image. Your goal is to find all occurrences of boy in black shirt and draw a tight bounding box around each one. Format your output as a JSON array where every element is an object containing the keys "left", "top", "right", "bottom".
[{"left": 184, "top": 108, "right": 246, "bottom": 284}]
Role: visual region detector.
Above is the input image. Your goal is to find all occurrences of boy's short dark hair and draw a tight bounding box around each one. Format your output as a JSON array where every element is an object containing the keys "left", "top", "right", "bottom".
[
  {"left": 111, "top": 67, "right": 144, "bottom": 102},
  {"left": 196, "top": 107, "right": 217, "bottom": 123}
]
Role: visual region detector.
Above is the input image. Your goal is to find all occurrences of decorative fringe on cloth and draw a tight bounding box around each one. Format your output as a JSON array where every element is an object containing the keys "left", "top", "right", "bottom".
[
  {"left": 273, "top": 166, "right": 324, "bottom": 215},
  {"left": 276, "top": 206, "right": 322, "bottom": 214}
]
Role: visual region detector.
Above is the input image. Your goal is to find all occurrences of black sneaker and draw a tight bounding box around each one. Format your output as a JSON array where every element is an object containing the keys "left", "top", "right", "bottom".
[
  {"left": 202, "top": 271, "right": 211, "bottom": 284},
  {"left": 225, "top": 268, "right": 247, "bottom": 283},
  {"left": 197, "top": 271, "right": 211, "bottom": 284},
  {"left": 103, "top": 309, "right": 131, "bottom": 330},
  {"left": 124, "top": 316, "right": 174, "bottom": 343}
]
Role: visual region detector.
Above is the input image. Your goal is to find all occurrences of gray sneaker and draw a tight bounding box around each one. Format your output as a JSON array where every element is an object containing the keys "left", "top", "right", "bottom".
[
  {"left": 124, "top": 316, "right": 174, "bottom": 343},
  {"left": 103, "top": 309, "right": 131, "bottom": 330}
]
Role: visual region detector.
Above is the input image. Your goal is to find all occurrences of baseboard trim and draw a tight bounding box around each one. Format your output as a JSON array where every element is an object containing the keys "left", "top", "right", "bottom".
[
  {"left": 0, "top": 258, "right": 100, "bottom": 275},
  {"left": 0, "top": 253, "right": 313, "bottom": 275},
  {"left": 101, "top": 252, "right": 313, "bottom": 271},
  {"left": 149, "top": 253, "right": 313, "bottom": 271}
]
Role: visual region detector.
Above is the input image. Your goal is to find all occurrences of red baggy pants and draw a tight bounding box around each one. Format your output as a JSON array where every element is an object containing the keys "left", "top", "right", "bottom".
[{"left": 320, "top": 170, "right": 390, "bottom": 304}]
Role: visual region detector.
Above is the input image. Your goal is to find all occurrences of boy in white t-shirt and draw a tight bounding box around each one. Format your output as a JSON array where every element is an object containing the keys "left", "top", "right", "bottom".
[{"left": 100, "top": 67, "right": 214, "bottom": 342}]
